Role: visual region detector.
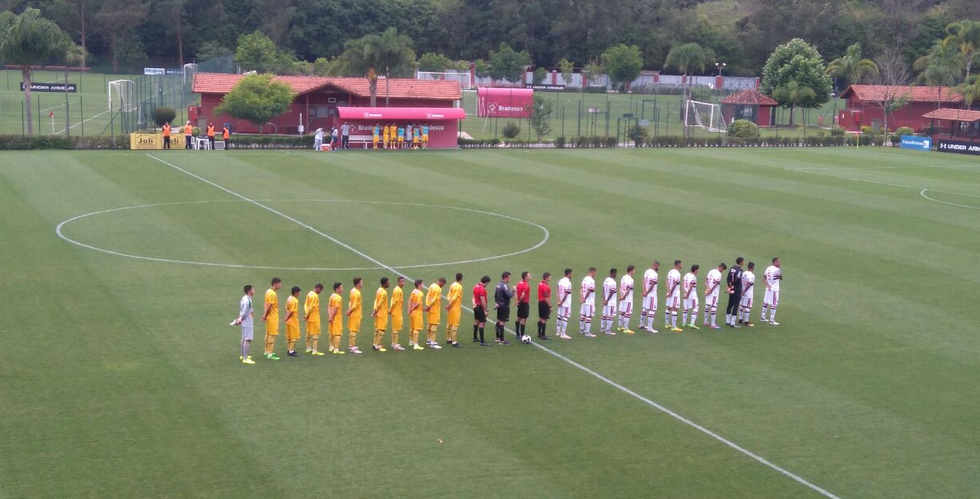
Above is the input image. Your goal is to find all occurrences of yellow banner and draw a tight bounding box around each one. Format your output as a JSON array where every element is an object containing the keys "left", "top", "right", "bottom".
[{"left": 129, "top": 133, "right": 186, "bottom": 150}]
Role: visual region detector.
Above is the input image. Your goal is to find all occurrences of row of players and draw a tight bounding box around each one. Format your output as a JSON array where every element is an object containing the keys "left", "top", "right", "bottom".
[{"left": 231, "top": 257, "right": 784, "bottom": 364}]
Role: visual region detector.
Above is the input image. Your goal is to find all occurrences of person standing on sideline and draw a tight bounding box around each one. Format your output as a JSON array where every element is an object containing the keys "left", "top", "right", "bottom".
[
  {"left": 372, "top": 277, "right": 389, "bottom": 352},
  {"left": 397, "top": 124, "right": 405, "bottom": 149},
  {"left": 726, "top": 257, "right": 744, "bottom": 327},
  {"left": 372, "top": 123, "right": 380, "bottom": 150},
  {"left": 515, "top": 272, "right": 532, "bottom": 341},
  {"left": 537, "top": 272, "right": 552, "bottom": 340},
  {"left": 739, "top": 262, "right": 756, "bottom": 327},
  {"left": 327, "top": 283, "right": 345, "bottom": 355},
  {"left": 183, "top": 121, "right": 193, "bottom": 150},
  {"left": 422, "top": 123, "right": 430, "bottom": 149},
  {"left": 346, "top": 277, "right": 364, "bottom": 354},
  {"left": 494, "top": 272, "right": 515, "bottom": 345},
  {"left": 472, "top": 275, "right": 491, "bottom": 345},
  {"left": 304, "top": 283, "right": 324, "bottom": 355},
  {"left": 408, "top": 279, "right": 425, "bottom": 350},
  {"left": 284, "top": 286, "right": 302, "bottom": 356},
  {"left": 445, "top": 273, "right": 464, "bottom": 347},
  {"left": 761, "top": 257, "right": 782, "bottom": 325},
  {"left": 580, "top": 267, "right": 597, "bottom": 337},
  {"left": 556, "top": 268, "right": 573, "bottom": 339},
  {"left": 340, "top": 121, "right": 349, "bottom": 149},
  {"left": 425, "top": 278, "right": 445, "bottom": 349},
  {"left": 601, "top": 268, "right": 618, "bottom": 335},
  {"left": 232, "top": 285, "right": 255, "bottom": 364},
  {"left": 314, "top": 127, "right": 324, "bottom": 151},
  {"left": 703, "top": 263, "right": 727, "bottom": 330},
  {"left": 618, "top": 265, "right": 635, "bottom": 334},
  {"left": 665, "top": 260, "right": 683, "bottom": 332},
  {"left": 331, "top": 126, "right": 339, "bottom": 149},
  {"left": 206, "top": 122, "right": 216, "bottom": 150},
  {"left": 262, "top": 277, "right": 282, "bottom": 360},
  {"left": 222, "top": 124, "right": 230, "bottom": 149},
  {"left": 162, "top": 122, "right": 171, "bottom": 149},
  {"left": 388, "top": 276, "right": 406, "bottom": 351},
  {"left": 683, "top": 265, "right": 700, "bottom": 329},
  {"left": 640, "top": 261, "right": 660, "bottom": 333}
]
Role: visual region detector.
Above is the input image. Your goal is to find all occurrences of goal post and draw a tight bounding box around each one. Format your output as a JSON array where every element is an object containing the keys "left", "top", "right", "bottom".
[
  {"left": 685, "top": 99, "right": 726, "bottom": 133},
  {"left": 108, "top": 79, "right": 136, "bottom": 113},
  {"left": 416, "top": 71, "right": 473, "bottom": 90}
]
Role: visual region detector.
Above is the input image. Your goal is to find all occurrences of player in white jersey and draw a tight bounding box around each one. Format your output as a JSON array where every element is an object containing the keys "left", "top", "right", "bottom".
[
  {"left": 618, "top": 265, "right": 636, "bottom": 334},
  {"left": 702, "top": 263, "right": 727, "bottom": 329},
  {"left": 579, "top": 267, "right": 597, "bottom": 337},
  {"left": 601, "top": 269, "right": 618, "bottom": 335},
  {"left": 640, "top": 261, "right": 660, "bottom": 333},
  {"left": 682, "top": 265, "right": 700, "bottom": 329},
  {"left": 761, "top": 257, "right": 782, "bottom": 325},
  {"left": 556, "top": 268, "right": 573, "bottom": 339},
  {"left": 232, "top": 285, "right": 256, "bottom": 365},
  {"left": 664, "top": 260, "right": 684, "bottom": 332},
  {"left": 739, "top": 262, "right": 756, "bottom": 327}
]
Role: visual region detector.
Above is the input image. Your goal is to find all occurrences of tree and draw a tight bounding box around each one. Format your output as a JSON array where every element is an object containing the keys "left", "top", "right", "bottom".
[
  {"left": 761, "top": 38, "right": 832, "bottom": 126},
  {"left": 875, "top": 0, "right": 932, "bottom": 52},
  {"left": 869, "top": 49, "right": 912, "bottom": 133},
  {"left": 157, "top": 0, "right": 185, "bottom": 65},
  {"left": 196, "top": 41, "right": 232, "bottom": 62},
  {"left": 529, "top": 93, "right": 553, "bottom": 140},
  {"left": 914, "top": 38, "right": 966, "bottom": 109},
  {"left": 532, "top": 67, "right": 547, "bottom": 85},
  {"left": 0, "top": 8, "right": 73, "bottom": 136},
  {"left": 474, "top": 58, "right": 490, "bottom": 79},
  {"left": 601, "top": 44, "right": 643, "bottom": 92},
  {"left": 214, "top": 73, "right": 295, "bottom": 134},
  {"left": 41, "top": 0, "right": 102, "bottom": 68},
  {"left": 61, "top": 41, "right": 84, "bottom": 136},
  {"left": 826, "top": 43, "right": 879, "bottom": 89},
  {"left": 583, "top": 60, "right": 603, "bottom": 86},
  {"left": 488, "top": 42, "right": 531, "bottom": 83},
  {"left": 343, "top": 28, "right": 416, "bottom": 106},
  {"left": 96, "top": 0, "right": 148, "bottom": 71},
  {"left": 945, "top": 20, "right": 980, "bottom": 80},
  {"left": 235, "top": 31, "right": 280, "bottom": 73},
  {"left": 558, "top": 57, "right": 574, "bottom": 86},
  {"left": 151, "top": 106, "right": 176, "bottom": 127},
  {"left": 416, "top": 52, "right": 453, "bottom": 72},
  {"left": 665, "top": 42, "right": 709, "bottom": 137},
  {"left": 956, "top": 75, "right": 980, "bottom": 108}
]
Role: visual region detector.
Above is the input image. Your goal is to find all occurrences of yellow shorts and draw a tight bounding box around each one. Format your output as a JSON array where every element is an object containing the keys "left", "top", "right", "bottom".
[
  {"left": 410, "top": 314, "right": 423, "bottom": 331},
  {"left": 306, "top": 320, "right": 320, "bottom": 336},
  {"left": 373, "top": 137, "right": 379, "bottom": 144},
  {"left": 413, "top": 137, "right": 419, "bottom": 143},
  {"left": 349, "top": 315, "right": 362, "bottom": 333},
  {"left": 423, "top": 134, "right": 429, "bottom": 142},
  {"left": 374, "top": 316, "right": 388, "bottom": 331},
  {"left": 266, "top": 320, "right": 279, "bottom": 336},
  {"left": 391, "top": 314, "right": 403, "bottom": 331},
  {"left": 448, "top": 309, "right": 461, "bottom": 327},
  {"left": 427, "top": 313, "right": 440, "bottom": 327},
  {"left": 286, "top": 322, "right": 300, "bottom": 340},
  {"left": 329, "top": 321, "right": 342, "bottom": 336}
]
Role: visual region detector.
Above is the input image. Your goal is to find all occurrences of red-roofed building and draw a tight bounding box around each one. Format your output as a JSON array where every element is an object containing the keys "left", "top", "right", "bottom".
[
  {"left": 837, "top": 84, "right": 964, "bottom": 132},
  {"left": 720, "top": 90, "right": 778, "bottom": 127},
  {"left": 192, "top": 73, "right": 463, "bottom": 146},
  {"left": 922, "top": 108, "right": 980, "bottom": 145}
]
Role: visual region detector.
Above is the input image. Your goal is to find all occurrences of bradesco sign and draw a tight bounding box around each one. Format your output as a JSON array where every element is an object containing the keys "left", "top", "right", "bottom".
[
  {"left": 477, "top": 87, "right": 533, "bottom": 118},
  {"left": 899, "top": 135, "right": 931, "bottom": 151},
  {"left": 937, "top": 138, "right": 980, "bottom": 156}
]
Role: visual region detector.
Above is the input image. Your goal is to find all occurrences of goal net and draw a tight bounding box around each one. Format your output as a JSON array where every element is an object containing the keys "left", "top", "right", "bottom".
[
  {"left": 108, "top": 79, "right": 136, "bottom": 113},
  {"left": 416, "top": 71, "right": 473, "bottom": 90},
  {"left": 183, "top": 63, "right": 199, "bottom": 86},
  {"left": 685, "top": 99, "right": 725, "bottom": 133}
]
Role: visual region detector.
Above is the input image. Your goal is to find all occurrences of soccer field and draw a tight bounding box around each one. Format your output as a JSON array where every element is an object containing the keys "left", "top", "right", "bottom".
[{"left": 1, "top": 147, "right": 978, "bottom": 498}]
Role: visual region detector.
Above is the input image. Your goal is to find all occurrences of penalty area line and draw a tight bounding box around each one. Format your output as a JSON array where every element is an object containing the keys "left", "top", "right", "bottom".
[{"left": 146, "top": 153, "right": 843, "bottom": 499}]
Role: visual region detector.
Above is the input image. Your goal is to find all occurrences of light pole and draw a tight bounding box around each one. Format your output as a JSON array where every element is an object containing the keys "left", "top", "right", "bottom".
[{"left": 715, "top": 62, "right": 727, "bottom": 76}]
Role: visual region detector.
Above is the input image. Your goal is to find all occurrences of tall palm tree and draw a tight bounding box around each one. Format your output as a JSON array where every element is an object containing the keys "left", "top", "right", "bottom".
[
  {"left": 665, "top": 42, "right": 708, "bottom": 138},
  {"left": 956, "top": 75, "right": 980, "bottom": 108},
  {"left": 915, "top": 38, "right": 966, "bottom": 110},
  {"left": 827, "top": 43, "right": 879, "bottom": 87},
  {"left": 346, "top": 28, "right": 416, "bottom": 107},
  {"left": 945, "top": 20, "right": 980, "bottom": 80},
  {"left": 62, "top": 42, "right": 85, "bottom": 137}
]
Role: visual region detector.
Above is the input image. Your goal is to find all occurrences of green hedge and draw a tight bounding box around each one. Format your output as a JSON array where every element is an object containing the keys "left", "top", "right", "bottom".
[
  {"left": 459, "top": 138, "right": 501, "bottom": 148},
  {"left": 227, "top": 135, "right": 315, "bottom": 149},
  {"left": 0, "top": 135, "right": 129, "bottom": 150}
]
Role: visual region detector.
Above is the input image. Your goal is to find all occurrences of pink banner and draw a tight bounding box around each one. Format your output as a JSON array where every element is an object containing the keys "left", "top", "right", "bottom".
[{"left": 477, "top": 87, "right": 533, "bottom": 118}]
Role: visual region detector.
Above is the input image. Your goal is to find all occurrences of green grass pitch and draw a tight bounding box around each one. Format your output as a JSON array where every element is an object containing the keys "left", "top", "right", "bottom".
[{"left": 1, "top": 147, "right": 978, "bottom": 498}]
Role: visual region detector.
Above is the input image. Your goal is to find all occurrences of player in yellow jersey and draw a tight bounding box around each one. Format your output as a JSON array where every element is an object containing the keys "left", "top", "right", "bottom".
[
  {"left": 425, "top": 277, "right": 446, "bottom": 349},
  {"left": 346, "top": 277, "right": 364, "bottom": 354},
  {"left": 372, "top": 123, "right": 380, "bottom": 150},
  {"left": 408, "top": 279, "right": 425, "bottom": 350},
  {"left": 304, "top": 283, "right": 324, "bottom": 356},
  {"left": 262, "top": 277, "right": 282, "bottom": 360},
  {"left": 284, "top": 286, "right": 301, "bottom": 357},
  {"left": 388, "top": 276, "right": 406, "bottom": 351},
  {"left": 372, "top": 277, "right": 389, "bottom": 352},
  {"left": 445, "top": 273, "right": 464, "bottom": 347},
  {"left": 327, "top": 282, "right": 345, "bottom": 354},
  {"left": 382, "top": 124, "right": 390, "bottom": 150}
]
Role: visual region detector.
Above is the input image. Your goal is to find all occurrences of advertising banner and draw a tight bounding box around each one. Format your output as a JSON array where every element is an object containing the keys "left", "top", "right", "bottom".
[
  {"left": 20, "top": 82, "right": 77, "bottom": 93},
  {"left": 477, "top": 87, "right": 533, "bottom": 118},
  {"left": 899, "top": 135, "right": 931, "bottom": 152},
  {"left": 527, "top": 84, "right": 566, "bottom": 91},
  {"left": 937, "top": 138, "right": 980, "bottom": 156}
]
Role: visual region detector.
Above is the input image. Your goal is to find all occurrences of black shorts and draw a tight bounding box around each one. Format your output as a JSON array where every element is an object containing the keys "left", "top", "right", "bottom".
[
  {"left": 538, "top": 301, "right": 551, "bottom": 320},
  {"left": 497, "top": 305, "right": 510, "bottom": 322},
  {"left": 517, "top": 302, "right": 530, "bottom": 319},
  {"left": 474, "top": 305, "right": 487, "bottom": 322}
]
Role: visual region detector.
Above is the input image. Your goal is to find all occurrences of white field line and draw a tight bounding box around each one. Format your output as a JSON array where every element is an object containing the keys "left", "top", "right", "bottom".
[
  {"left": 919, "top": 189, "right": 980, "bottom": 210},
  {"left": 787, "top": 168, "right": 980, "bottom": 209},
  {"left": 55, "top": 108, "right": 112, "bottom": 135},
  {"left": 145, "top": 152, "right": 844, "bottom": 499}
]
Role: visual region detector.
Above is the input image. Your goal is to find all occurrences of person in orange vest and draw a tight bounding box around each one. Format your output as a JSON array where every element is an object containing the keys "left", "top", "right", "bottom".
[
  {"left": 184, "top": 121, "right": 193, "bottom": 150},
  {"left": 222, "top": 124, "right": 230, "bottom": 149},
  {"left": 162, "top": 122, "right": 171, "bottom": 149},
  {"left": 206, "top": 123, "right": 216, "bottom": 150}
]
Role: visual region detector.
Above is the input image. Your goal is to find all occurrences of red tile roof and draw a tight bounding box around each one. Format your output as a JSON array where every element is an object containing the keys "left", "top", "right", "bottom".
[
  {"left": 841, "top": 84, "right": 963, "bottom": 104},
  {"left": 192, "top": 73, "right": 461, "bottom": 100},
  {"left": 719, "top": 90, "right": 778, "bottom": 106},
  {"left": 922, "top": 108, "right": 980, "bottom": 122}
]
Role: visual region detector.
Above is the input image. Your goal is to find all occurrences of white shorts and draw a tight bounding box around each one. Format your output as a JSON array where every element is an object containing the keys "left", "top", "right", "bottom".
[
  {"left": 558, "top": 305, "right": 571, "bottom": 319},
  {"left": 764, "top": 290, "right": 780, "bottom": 307},
  {"left": 602, "top": 304, "right": 616, "bottom": 318},
  {"left": 667, "top": 292, "right": 681, "bottom": 309},
  {"left": 580, "top": 304, "right": 595, "bottom": 317},
  {"left": 642, "top": 295, "right": 658, "bottom": 311},
  {"left": 241, "top": 326, "right": 254, "bottom": 341},
  {"left": 740, "top": 294, "right": 754, "bottom": 308},
  {"left": 684, "top": 296, "right": 699, "bottom": 311},
  {"left": 618, "top": 301, "right": 632, "bottom": 315},
  {"left": 705, "top": 293, "right": 720, "bottom": 309}
]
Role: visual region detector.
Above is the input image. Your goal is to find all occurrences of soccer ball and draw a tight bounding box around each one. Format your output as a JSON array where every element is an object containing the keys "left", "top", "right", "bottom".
[{"left": 520, "top": 334, "right": 532, "bottom": 344}]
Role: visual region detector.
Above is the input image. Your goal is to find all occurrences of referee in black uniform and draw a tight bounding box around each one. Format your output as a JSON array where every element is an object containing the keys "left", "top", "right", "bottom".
[
  {"left": 494, "top": 271, "right": 515, "bottom": 345},
  {"left": 726, "top": 257, "right": 744, "bottom": 327}
]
